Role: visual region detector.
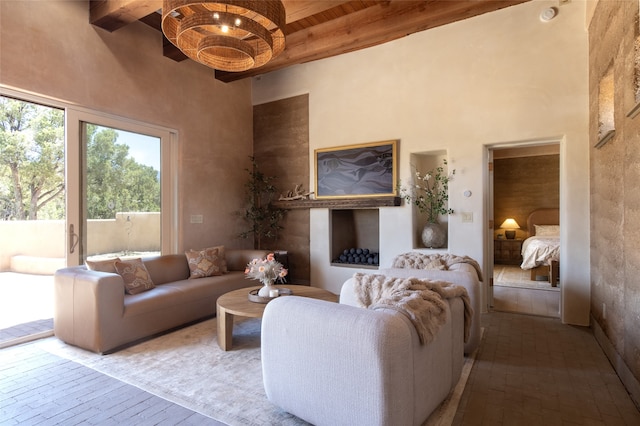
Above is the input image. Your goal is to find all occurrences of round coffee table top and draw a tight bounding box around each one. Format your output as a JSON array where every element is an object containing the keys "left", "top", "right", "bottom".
[{"left": 217, "top": 284, "right": 338, "bottom": 318}]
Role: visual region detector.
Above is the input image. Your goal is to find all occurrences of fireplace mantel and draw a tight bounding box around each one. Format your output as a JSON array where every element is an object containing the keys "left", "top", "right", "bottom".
[{"left": 272, "top": 196, "right": 401, "bottom": 210}]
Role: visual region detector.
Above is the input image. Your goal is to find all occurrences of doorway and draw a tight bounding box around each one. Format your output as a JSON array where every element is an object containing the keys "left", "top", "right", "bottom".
[{"left": 488, "top": 143, "right": 561, "bottom": 318}]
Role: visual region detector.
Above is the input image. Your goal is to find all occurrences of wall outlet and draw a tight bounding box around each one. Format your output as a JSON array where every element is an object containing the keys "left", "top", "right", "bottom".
[
  {"left": 190, "top": 214, "right": 203, "bottom": 224},
  {"left": 461, "top": 212, "right": 473, "bottom": 223}
]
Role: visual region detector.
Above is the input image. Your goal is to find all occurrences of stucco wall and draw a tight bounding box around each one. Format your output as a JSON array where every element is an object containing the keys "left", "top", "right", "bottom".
[
  {"left": 0, "top": 213, "right": 160, "bottom": 273},
  {"left": 253, "top": 0, "right": 590, "bottom": 324},
  {"left": 0, "top": 0, "right": 254, "bottom": 255},
  {"left": 589, "top": 0, "right": 640, "bottom": 395}
]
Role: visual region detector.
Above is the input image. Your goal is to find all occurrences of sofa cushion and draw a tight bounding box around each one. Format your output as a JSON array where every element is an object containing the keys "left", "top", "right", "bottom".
[
  {"left": 143, "top": 254, "right": 190, "bottom": 285},
  {"left": 86, "top": 257, "right": 120, "bottom": 273},
  {"left": 185, "top": 247, "right": 223, "bottom": 279},
  {"left": 115, "top": 258, "right": 156, "bottom": 295},
  {"left": 123, "top": 272, "right": 251, "bottom": 318}
]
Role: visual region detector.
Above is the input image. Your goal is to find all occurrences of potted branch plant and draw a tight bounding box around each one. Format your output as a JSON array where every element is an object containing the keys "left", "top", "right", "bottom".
[
  {"left": 399, "top": 158, "right": 454, "bottom": 248},
  {"left": 238, "top": 157, "right": 285, "bottom": 250}
]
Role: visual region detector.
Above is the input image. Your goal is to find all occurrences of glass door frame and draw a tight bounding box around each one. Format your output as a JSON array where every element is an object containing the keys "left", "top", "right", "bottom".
[
  {"left": 1, "top": 85, "right": 179, "bottom": 268},
  {"left": 66, "top": 110, "right": 178, "bottom": 266}
]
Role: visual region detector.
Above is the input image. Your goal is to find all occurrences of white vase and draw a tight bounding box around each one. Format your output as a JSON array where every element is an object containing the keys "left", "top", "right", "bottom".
[
  {"left": 258, "top": 283, "right": 277, "bottom": 297},
  {"left": 421, "top": 222, "right": 447, "bottom": 248}
]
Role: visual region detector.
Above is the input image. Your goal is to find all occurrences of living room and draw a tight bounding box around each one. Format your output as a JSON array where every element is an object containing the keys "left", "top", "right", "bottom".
[{"left": 1, "top": 0, "right": 639, "bottom": 424}]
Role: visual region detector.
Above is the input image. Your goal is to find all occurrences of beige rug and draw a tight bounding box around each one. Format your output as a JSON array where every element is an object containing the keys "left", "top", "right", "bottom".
[
  {"left": 494, "top": 265, "right": 560, "bottom": 291},
  {"left": 37, "top": 318, "right": 477, "bottom": 426}
]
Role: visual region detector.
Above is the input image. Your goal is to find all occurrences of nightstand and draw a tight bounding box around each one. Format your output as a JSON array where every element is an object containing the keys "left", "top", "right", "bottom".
[{"left": 494, "top": 239, "right": 523, "bottom": 265}]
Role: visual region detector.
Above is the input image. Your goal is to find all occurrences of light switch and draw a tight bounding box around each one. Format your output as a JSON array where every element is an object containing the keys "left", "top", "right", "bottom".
[
  {"left": 190, "top": 214, "right": 203, "bottom": 224},
  {"left": 461, "top": 212, "right": 473, "bottom": 223}
]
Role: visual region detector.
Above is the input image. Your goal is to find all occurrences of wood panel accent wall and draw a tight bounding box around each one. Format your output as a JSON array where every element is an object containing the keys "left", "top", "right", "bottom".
[
  {"left": 493, "top": 154, "right": 559, "bottom": 239},
  {"left": 253, "top": 94, "right": 310, "bottom": 284}
]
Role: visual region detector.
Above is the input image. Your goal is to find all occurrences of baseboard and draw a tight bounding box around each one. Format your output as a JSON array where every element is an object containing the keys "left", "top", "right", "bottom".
[
  {"left": 0, "top": 329, "right": 54, "bottom": 350},
  {"left": 591, "top": 315, "right": 640, "bottom": 410}
]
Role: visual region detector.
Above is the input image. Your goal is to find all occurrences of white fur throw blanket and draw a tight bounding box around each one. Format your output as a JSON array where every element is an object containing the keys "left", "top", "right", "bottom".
[
  {"left": 391, "top": 252, "right": 484, "bottom": 282},
  {"left": 352, "top": 273, "right": 473, "bottom": 345}
]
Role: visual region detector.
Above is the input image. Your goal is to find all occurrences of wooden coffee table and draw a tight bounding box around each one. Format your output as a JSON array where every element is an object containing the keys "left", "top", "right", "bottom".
[{"left": 216, "top": 284, "right": 337, "bottom": 351}]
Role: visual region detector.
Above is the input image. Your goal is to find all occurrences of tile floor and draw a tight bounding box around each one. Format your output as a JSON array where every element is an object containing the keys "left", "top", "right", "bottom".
[
  {"left": 1, "top": 273, "right": 639, "bottom": 425},
  {"left": 492, "top": 285, "right": 560, "bottom": 318},
  {"left": 0, "top": 343, "right": 224, "bottom": 425},
  {"left": 1, "top": 311, "right": 638, "bottom": 425},
  {"left": 492, "top": 264, "right": 561, "bottom": 318},
  {"left": 453, "top": 312, "right": 640, "bottom": 425}
]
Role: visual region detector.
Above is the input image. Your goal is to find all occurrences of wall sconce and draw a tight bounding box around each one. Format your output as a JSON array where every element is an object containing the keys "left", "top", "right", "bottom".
[{"left": 500, "top": 218, "right": 520, "bottom": 239}]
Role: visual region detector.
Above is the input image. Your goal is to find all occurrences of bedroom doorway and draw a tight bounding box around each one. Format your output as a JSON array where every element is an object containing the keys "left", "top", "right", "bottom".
[{"left": 488, "top": 143, "right": 561, "bottom": 318}]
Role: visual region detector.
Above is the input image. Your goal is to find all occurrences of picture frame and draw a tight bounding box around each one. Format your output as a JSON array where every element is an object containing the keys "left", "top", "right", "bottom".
[{"left": 315, "top": 140, "right": 398, "bottom": 199}]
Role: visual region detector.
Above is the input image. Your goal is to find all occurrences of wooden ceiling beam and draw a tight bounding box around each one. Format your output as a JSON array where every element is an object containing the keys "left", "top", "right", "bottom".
[
  {"left": 216, "top": 0, "right": 529, "bottom": 82},
  {"left": 90, "top": 0, "right": 345, "bottom": 32},
  {"left": 89, "top": 1, "right": 531, "bottom": 81},
  {"left": 281, "top": 0, "right": 351, "bottom": 23},
  {"left": 90, "top": 0, "right": 162, "bottom": 32}
]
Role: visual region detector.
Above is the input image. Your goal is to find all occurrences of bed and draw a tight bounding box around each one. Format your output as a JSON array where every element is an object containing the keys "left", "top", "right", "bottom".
[{"left": 520, "top": 208, "right": 560, "bottom": 286}]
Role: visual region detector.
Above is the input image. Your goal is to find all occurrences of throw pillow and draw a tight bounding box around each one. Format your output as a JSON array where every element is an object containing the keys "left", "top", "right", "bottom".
[
  {"left": 114, "top": 258, "right": 155, "bottom": 295},
  {"left": 185, "top": 247, "right": 223, "bottom": 279},
  {"left": 210, "top": 244, "right": 228, "bottom": 273},
  {"left": 534, "top": 225, "right": 560, "bottom": 236},
  {"left": 86, "top": 257, "right": 120, "bottom": 273}
]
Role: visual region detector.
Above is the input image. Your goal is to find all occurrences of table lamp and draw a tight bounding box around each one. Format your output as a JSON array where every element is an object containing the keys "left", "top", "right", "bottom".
[{"left": 500, "top": 218, "right": 520, "bottom": 239}]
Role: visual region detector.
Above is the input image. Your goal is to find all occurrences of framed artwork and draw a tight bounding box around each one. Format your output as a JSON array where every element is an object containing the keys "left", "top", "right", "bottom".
[{"left": 315, "top": 140, "right": 398, "bottom": 199}]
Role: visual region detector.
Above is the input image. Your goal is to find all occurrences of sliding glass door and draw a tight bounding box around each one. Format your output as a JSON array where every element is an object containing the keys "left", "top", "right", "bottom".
[
  {"left": 0, "top": 92, "right": 179, "bottom": 268},
  {"left": 81, "top": 123, "right": 161, "bottom": 262},
  {"left": 0, "top": 88, "right": 177, "bottom": 333},
  {"left": 0, "top": 95, "right": 64, "bottom": 329},
  {"left": 66, "top": 110, "right": 177, "bottom": 266}
]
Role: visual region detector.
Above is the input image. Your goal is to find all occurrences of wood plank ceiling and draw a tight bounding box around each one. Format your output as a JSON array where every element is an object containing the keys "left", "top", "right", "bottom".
[{"left": 90, "top": 0, "right": 530, "bottom": 83}]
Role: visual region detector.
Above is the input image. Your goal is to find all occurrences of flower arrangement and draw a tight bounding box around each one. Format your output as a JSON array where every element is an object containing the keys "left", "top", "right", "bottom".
[
  {"left": 399, "top": 159, "right": 455, "bottom": 223},
  {"left": 245, "top": 253, "right": 288, "bottom": 286}
]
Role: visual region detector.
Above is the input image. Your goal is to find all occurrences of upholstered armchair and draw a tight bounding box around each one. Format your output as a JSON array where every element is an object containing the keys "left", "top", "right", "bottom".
[{"left": 261, "top": 291, "right": 465, "bottom": 426}]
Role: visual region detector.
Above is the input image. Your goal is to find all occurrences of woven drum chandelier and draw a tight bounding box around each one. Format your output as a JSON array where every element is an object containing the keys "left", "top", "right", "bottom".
[{"left": 162, "top": 0, "right": 286, "bottom": 72}]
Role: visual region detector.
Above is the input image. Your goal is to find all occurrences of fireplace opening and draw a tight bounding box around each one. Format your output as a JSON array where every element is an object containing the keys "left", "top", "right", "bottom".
[
  {"left": 330, "top": 209, "right": 379, "bottom": 269},
  {"left": 333, "top": 247, "right": 379, "bottom": 266}
]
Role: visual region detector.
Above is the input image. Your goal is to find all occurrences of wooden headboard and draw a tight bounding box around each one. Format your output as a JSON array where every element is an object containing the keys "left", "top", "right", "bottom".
[{"left": 527, "top": 208, "right": 559, "bottom": 236}]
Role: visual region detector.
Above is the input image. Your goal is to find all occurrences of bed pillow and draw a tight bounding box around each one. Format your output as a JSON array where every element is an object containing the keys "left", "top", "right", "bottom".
[
  {"left": 86, "top": 257, "right": 120, "bottom": 273},
  {"left": 185, "top": 247, "right": 223, "bottom": 279},
  {"left": 534, "top": 225, "right": 560, "bottom": 236},
  {"left": 114, "top": 258, "right": 156, "bottom": 294}
]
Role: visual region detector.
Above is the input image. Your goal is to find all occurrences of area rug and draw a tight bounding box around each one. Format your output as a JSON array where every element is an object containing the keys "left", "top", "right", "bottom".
[
  {"left": 37, "top": 317, "right": 477, "bottom": 426},
  {"left": 494, "top": 265, "right": 560, "bottom": 291}
]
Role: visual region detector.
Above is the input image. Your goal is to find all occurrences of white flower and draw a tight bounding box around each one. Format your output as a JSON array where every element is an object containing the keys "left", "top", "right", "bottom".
[
  {"left": 245, "top": 253, "right": 288, "bottom": 286},
  {"left": 398, "top": 159, "right": 454, "bottom": 223}
]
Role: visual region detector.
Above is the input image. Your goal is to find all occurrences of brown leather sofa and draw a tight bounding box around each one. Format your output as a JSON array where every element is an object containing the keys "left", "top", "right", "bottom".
[{"left": 54, "top": 249, "right": 269, "bottom": 354}]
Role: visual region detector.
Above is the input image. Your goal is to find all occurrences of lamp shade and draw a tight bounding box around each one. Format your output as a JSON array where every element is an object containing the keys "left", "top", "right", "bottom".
[
  {"left": 499, "top": 218, "right": 520, "bottom": 239},
  {"left": 499, "top": 218, "right": 520, "bottom": 229}
]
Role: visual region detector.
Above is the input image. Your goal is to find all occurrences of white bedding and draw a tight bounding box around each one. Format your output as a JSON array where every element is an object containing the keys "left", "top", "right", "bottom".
[{"left": 521, "top": 236, "right": 560, "bottom": 269}]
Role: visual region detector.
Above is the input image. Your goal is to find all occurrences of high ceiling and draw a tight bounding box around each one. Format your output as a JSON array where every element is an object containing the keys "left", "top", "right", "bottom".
[{"left": 90, "top": 0, "right": 529, "bottom": 83}]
